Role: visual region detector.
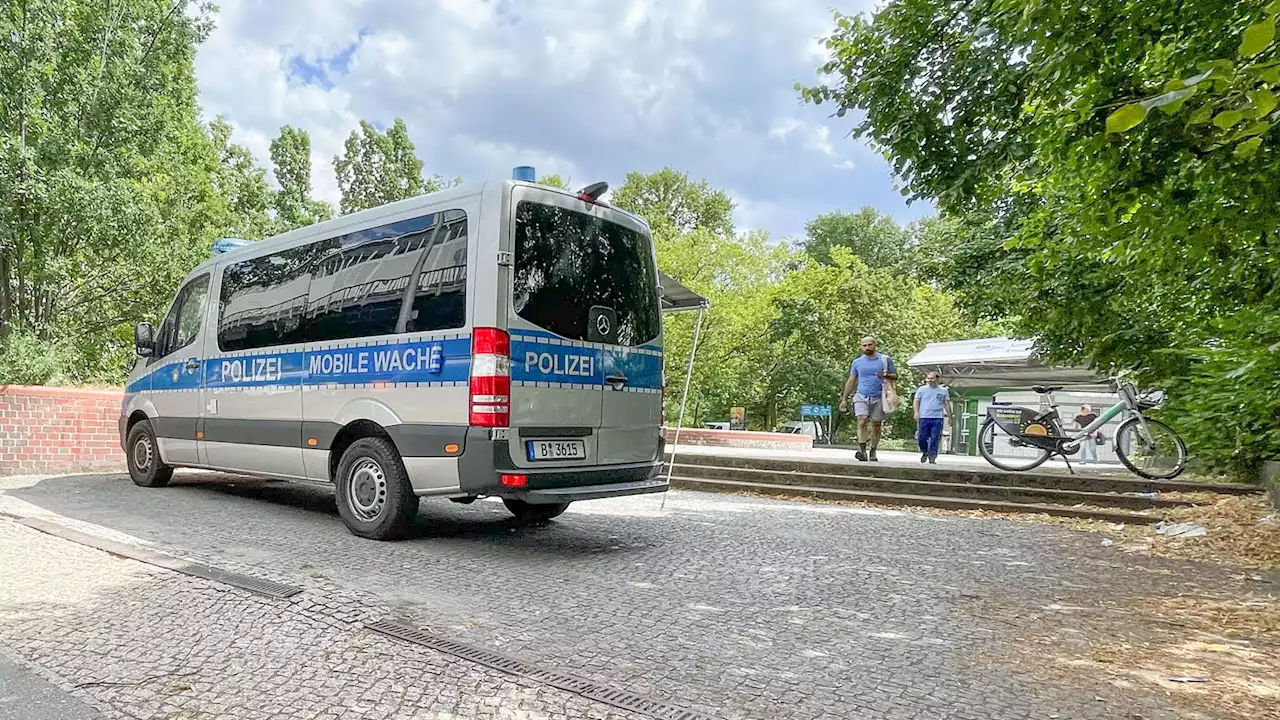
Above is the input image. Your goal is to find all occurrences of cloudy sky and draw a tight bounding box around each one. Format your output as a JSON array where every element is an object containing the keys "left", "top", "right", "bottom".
[{"left": 195, "top": 0, "right": 928, "bottom": 241}]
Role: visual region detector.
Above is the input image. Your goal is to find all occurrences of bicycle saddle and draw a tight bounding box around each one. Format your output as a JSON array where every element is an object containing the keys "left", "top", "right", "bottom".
[{"left": 1031, "top": 385, "right": 1063, "bottom": 394}]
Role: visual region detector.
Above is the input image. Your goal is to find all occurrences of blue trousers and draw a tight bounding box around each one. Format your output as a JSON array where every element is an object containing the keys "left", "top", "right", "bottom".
[{"left": 917, "top": 417, "right": 944, "bottom": 459}]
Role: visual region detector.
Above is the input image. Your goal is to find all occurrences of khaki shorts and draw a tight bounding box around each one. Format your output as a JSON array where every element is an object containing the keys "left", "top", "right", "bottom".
[{"left": 854, "top": 394, "right": 886, "bottom": 421}]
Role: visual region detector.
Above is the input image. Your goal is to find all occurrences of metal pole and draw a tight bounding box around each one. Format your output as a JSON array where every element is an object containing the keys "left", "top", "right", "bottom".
[{"left": 662, "top": 306, "right": 705, "bottom": 512}]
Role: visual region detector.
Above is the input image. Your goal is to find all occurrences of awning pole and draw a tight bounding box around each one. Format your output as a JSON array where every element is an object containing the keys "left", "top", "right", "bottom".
[{"left": 662, "top": 306, "right": 705, "bottom": 512}]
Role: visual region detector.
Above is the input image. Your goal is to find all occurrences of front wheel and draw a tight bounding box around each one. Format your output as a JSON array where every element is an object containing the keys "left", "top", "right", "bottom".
[
  {"left": 125, "top": 420, "right": 174, "bottom": 488},
  {"left": 976, "top": 418, "right": 1052, "bottom": 472},
  {"left": 1115, "top": 416, "right": 1187, "bottom": 479},
  {"left": 502, "top": 499, "right": 570, "bottom": 523}
]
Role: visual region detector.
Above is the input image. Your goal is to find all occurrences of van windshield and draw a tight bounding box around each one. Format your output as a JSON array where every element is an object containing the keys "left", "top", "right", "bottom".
[{"left": 513, "top": 201, "right": 660, "bottom": 346}]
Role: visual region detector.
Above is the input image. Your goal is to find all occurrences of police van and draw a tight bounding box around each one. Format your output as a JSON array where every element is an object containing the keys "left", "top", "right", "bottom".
[{"left": 120, "top": 172, "right": 668, "bottom": 540}]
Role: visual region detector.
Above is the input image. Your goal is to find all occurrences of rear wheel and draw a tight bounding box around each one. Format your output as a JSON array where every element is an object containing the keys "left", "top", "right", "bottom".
[
  {"left": 503, "top": 498, "right": 570, "bottom": 523},
  {"left": 1115, "top": 416, "right": 1187, "bottom": 479},
  {"left": 335, "top": 437, "right": 419, "bottom": 540},
  {"left": 976, "top": 418, "right": 1052, "bottom": 472},
  {"left": 125, "top": 420, "right": 173, "bottom": 488}
]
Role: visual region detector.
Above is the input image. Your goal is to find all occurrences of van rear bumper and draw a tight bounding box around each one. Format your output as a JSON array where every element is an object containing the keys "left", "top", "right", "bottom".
[{"left": 457, "top": 428, "right": 667, "bottom": 503}]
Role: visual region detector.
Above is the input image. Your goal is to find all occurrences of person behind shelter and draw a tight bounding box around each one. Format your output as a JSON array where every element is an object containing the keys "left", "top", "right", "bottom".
[
  {"left": 838, "top": 336, "right": 897, "bottom": 462},
  {"left": 913, "top": 371, "right": 951, "bottom": 464},
  {"left": 1074, "top": 404, "right": 1099, "bottom": 464}
]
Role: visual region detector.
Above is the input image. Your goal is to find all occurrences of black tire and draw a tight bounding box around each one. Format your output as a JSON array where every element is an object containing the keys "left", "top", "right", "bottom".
[
  {"left": 1115, "top": 416, "right": 1187, "bottom": 480},
  {"left": 976, "top": 418, "right": 1052, "bottom": 472},
  {"left": 334, "top": 437, "right": 419, "bottom": 540},
  {"left": 502, "top": 498, "right": 570, "bottom": 523},
  {"left": 125, "top": 420, "right": 173, "bottom": 488}
]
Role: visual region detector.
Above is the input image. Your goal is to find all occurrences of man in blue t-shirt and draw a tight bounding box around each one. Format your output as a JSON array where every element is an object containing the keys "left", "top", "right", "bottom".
[
  {"left": 913, "top": 371, "right": 952, "bottom": 464},
  {"left": 838, "top": 336, "right": 897, "bottom": 461}
]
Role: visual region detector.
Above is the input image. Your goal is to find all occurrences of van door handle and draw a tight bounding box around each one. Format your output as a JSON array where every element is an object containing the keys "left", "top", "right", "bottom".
[
  {"left": 605, "top": 374, "right": 628, "bottom": 390},
  {"left": 185, "top": 358, "right": 200, "bottom": 372}
]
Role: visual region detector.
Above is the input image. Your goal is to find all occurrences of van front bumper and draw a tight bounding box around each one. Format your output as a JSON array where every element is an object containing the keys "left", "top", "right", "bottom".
[{"left": 457, "top": 428, "right": 667, "bottom": 503}]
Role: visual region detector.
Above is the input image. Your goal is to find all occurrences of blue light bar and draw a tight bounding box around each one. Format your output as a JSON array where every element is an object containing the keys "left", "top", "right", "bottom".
[
  {"left": 512, "top": 166, "right": 536, "bottom": 182},
  {"left": 212, "top": 237, "right": 254, "bottom": 255}
]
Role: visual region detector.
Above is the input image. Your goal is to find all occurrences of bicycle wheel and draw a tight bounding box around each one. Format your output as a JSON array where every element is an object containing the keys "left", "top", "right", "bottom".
[
  {"left": 1115, "top": 416, "right": 1186, "bottom": 479},
  {"left": 976, "top": 418, "right": 1053, "bottom": 472}
]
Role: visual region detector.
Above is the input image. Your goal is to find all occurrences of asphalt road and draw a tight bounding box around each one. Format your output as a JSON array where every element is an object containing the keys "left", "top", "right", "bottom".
[
  {"left": 0, "top": 471, "right": 1259, "bottom": 719},
  {"left": 0, "top": 656, "right": 103, "bottom": 720}
]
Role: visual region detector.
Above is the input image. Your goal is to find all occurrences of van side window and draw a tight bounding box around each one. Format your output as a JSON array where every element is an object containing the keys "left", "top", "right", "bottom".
[
  {"left": 306, "top": 209, "right": 468, "bottom": 342},
  {"left": 153, "top": 275, "right": 210, "bottom": 361},
  {"left": 218, "top": 245, "right": 317, "bottom": 352}
]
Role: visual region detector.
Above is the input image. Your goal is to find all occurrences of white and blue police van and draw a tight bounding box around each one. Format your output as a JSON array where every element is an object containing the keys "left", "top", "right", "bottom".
[{"left": 120, "top": 170, "right": 667, "bottom": 540}]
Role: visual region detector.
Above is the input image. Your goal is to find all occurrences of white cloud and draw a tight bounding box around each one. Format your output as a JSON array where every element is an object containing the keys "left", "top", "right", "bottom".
[{"left": 194, "top": 0, "right": 910, "bottom": 238}]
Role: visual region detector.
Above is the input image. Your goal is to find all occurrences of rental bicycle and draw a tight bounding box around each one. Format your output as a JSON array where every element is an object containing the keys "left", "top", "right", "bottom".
[{"left": 976, "top": 379, "right": 1187, "bottom": 479}]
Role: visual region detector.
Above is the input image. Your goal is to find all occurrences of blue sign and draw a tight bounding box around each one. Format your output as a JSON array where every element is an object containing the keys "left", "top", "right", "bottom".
[{"left": 800, "top": 404, "right": 833, "bottom": 417}]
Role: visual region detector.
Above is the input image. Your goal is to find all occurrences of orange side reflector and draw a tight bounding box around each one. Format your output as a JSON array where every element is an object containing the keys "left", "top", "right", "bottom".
[
  {"left": 307, "top": 438, "right": 318, "bottom": 446},
  {"left": 445, "top": 443, "right": 460, "bottom": 453}
]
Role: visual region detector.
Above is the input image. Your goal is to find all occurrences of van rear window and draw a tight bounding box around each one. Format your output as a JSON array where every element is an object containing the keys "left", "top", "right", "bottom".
[{"left": 513, "top": 202, "right": 659, "bottom": 346}]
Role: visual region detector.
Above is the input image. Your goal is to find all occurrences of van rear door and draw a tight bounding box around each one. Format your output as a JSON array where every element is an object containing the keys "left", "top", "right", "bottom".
[{"left": 505, "top": 187, "right": 662, "bottom": 469}]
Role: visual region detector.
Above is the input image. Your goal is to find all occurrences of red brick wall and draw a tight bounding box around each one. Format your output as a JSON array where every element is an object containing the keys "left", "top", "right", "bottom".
[
  {"left": 664, "top": 426, "right": 814, "bottom": 450},
  {"left": 0, "top": 385, "right": 125, "bottom": 475}
]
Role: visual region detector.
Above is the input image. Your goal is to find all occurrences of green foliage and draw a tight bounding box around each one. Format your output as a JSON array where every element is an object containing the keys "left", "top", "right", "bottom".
[
  {"left": 209, "top": 117, "right": 271, "bottom": 240},
  {"left": 610, "top": 168, "right": 735, "bottom": 242},
  {"left": 535, "top": 174, "right": 569, "bottom": 189},
  {"left": 0, "top": 0, "right": 222, "bottom": 384},
  {"left": 801, "top": 207, "right": 908, "bottom": 269},
  {"left": 269, "top": 125, "right": 332, "bottom": 232},
  {"left": 333, "top": 118, "right": 450, "bottom": 214},
  {"left": 0, "top": 327, "right": 77, "bottom": 386},
  {"left": 802, "top": 0, "right": 1280, "bottom": 475}
]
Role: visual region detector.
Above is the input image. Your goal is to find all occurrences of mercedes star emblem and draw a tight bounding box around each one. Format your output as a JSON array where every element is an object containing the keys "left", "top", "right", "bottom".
[{"left": 596, "top": 314, "right": 611, "bottom": 337}]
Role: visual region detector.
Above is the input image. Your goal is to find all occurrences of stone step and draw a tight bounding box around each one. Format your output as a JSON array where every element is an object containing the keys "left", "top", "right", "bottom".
[
  {"left": 667, "top": 476, "right": 1164, "bottom": 525},
  {"left": 664, "top": 451, "right": 1258, "bottom": 496},
  {"left": 665, "top": 463, "right": 1190, "bottom": 511}
]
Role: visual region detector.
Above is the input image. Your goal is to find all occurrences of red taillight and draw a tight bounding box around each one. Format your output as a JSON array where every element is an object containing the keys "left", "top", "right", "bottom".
[
  {"left": 472, "top": 327, "right": 510, "bottom": 356},
  {"left": 500, "top": 473, "right": 528, "bottom": 488},
  {"left": 470, "top": 327, "right": 510, "bottom": 427}
]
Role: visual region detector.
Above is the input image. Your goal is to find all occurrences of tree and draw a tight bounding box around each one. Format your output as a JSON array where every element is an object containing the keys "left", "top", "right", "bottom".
[
  {"left": 801, "top": 1, "right": 1280, "bottom": 474},
  {"left": 270, "top": 125, "right": 332, "bottom": 232},
  {"left": 536, "top": 174, "right": 569, "bottom": 189},
  {"left": 801, "top": 207, "right": 908, "bottom": 269},
  {"left": 610, "top": 168, "right": 735, "bottom": 242},
  {"left": 209, "top": 117, "right": 271, "bottom": 240},
  {"left": 0, "top": 0, "right": 224, "bottom": 383},
  {"left": 333, "top": 118, "right": 446, "bottom": 214}
]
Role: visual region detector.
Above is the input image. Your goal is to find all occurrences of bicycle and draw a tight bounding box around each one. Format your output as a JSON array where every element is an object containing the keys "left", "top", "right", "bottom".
[{"left": 976, "top": 379, "right": 1187, "bottom": 479}]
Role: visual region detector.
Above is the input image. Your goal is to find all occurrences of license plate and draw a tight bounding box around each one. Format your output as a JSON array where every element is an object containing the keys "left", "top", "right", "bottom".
[{"left": 527, "top": 440, "right": 586, "bottom": 461}]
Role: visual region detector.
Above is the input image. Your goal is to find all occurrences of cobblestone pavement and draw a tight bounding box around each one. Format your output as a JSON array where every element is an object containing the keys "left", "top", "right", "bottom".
[
  {"left": 1, "top": 472, "right": 1270, "bottom": 719},
  {"left": 0, "top": 517, "right": 652, "bottom": 720}
]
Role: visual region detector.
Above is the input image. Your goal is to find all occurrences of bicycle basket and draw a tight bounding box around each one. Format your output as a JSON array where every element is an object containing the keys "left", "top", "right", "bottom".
[{"left": 1136, "top": 389, "right": 1166, "bottom": 411}]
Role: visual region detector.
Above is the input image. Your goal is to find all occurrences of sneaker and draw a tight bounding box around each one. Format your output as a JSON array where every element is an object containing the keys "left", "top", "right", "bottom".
[
  {"left": 869, "top": 449, "right": 879, "bottom": 462},
  {"left": 855, "top": 449, "right": 868, "bottom": 462},
  {"left": 920, "top": 453, "right": 928, "bottom": 463},
  {"left": 928, "top": 458, "right": 937, "bottom": 464}
]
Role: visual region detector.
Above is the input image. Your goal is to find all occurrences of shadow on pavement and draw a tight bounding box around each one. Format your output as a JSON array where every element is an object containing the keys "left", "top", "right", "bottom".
[{"left": 12, "top": 472, "right": 664, "bottom": 552}]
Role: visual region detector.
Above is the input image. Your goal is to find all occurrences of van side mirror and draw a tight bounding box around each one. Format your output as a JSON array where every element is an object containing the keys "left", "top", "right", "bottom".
[{"left": 134, "top": 322, "right": 155, "bottom": 357}]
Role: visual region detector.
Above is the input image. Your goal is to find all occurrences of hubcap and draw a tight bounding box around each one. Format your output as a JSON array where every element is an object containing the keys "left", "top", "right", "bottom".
[
  {"left": 347, "top": 458, "right": 387, "bottom": 522},
  {"left": 133, "top": 436, "right": 153, "bottom": 472}
]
